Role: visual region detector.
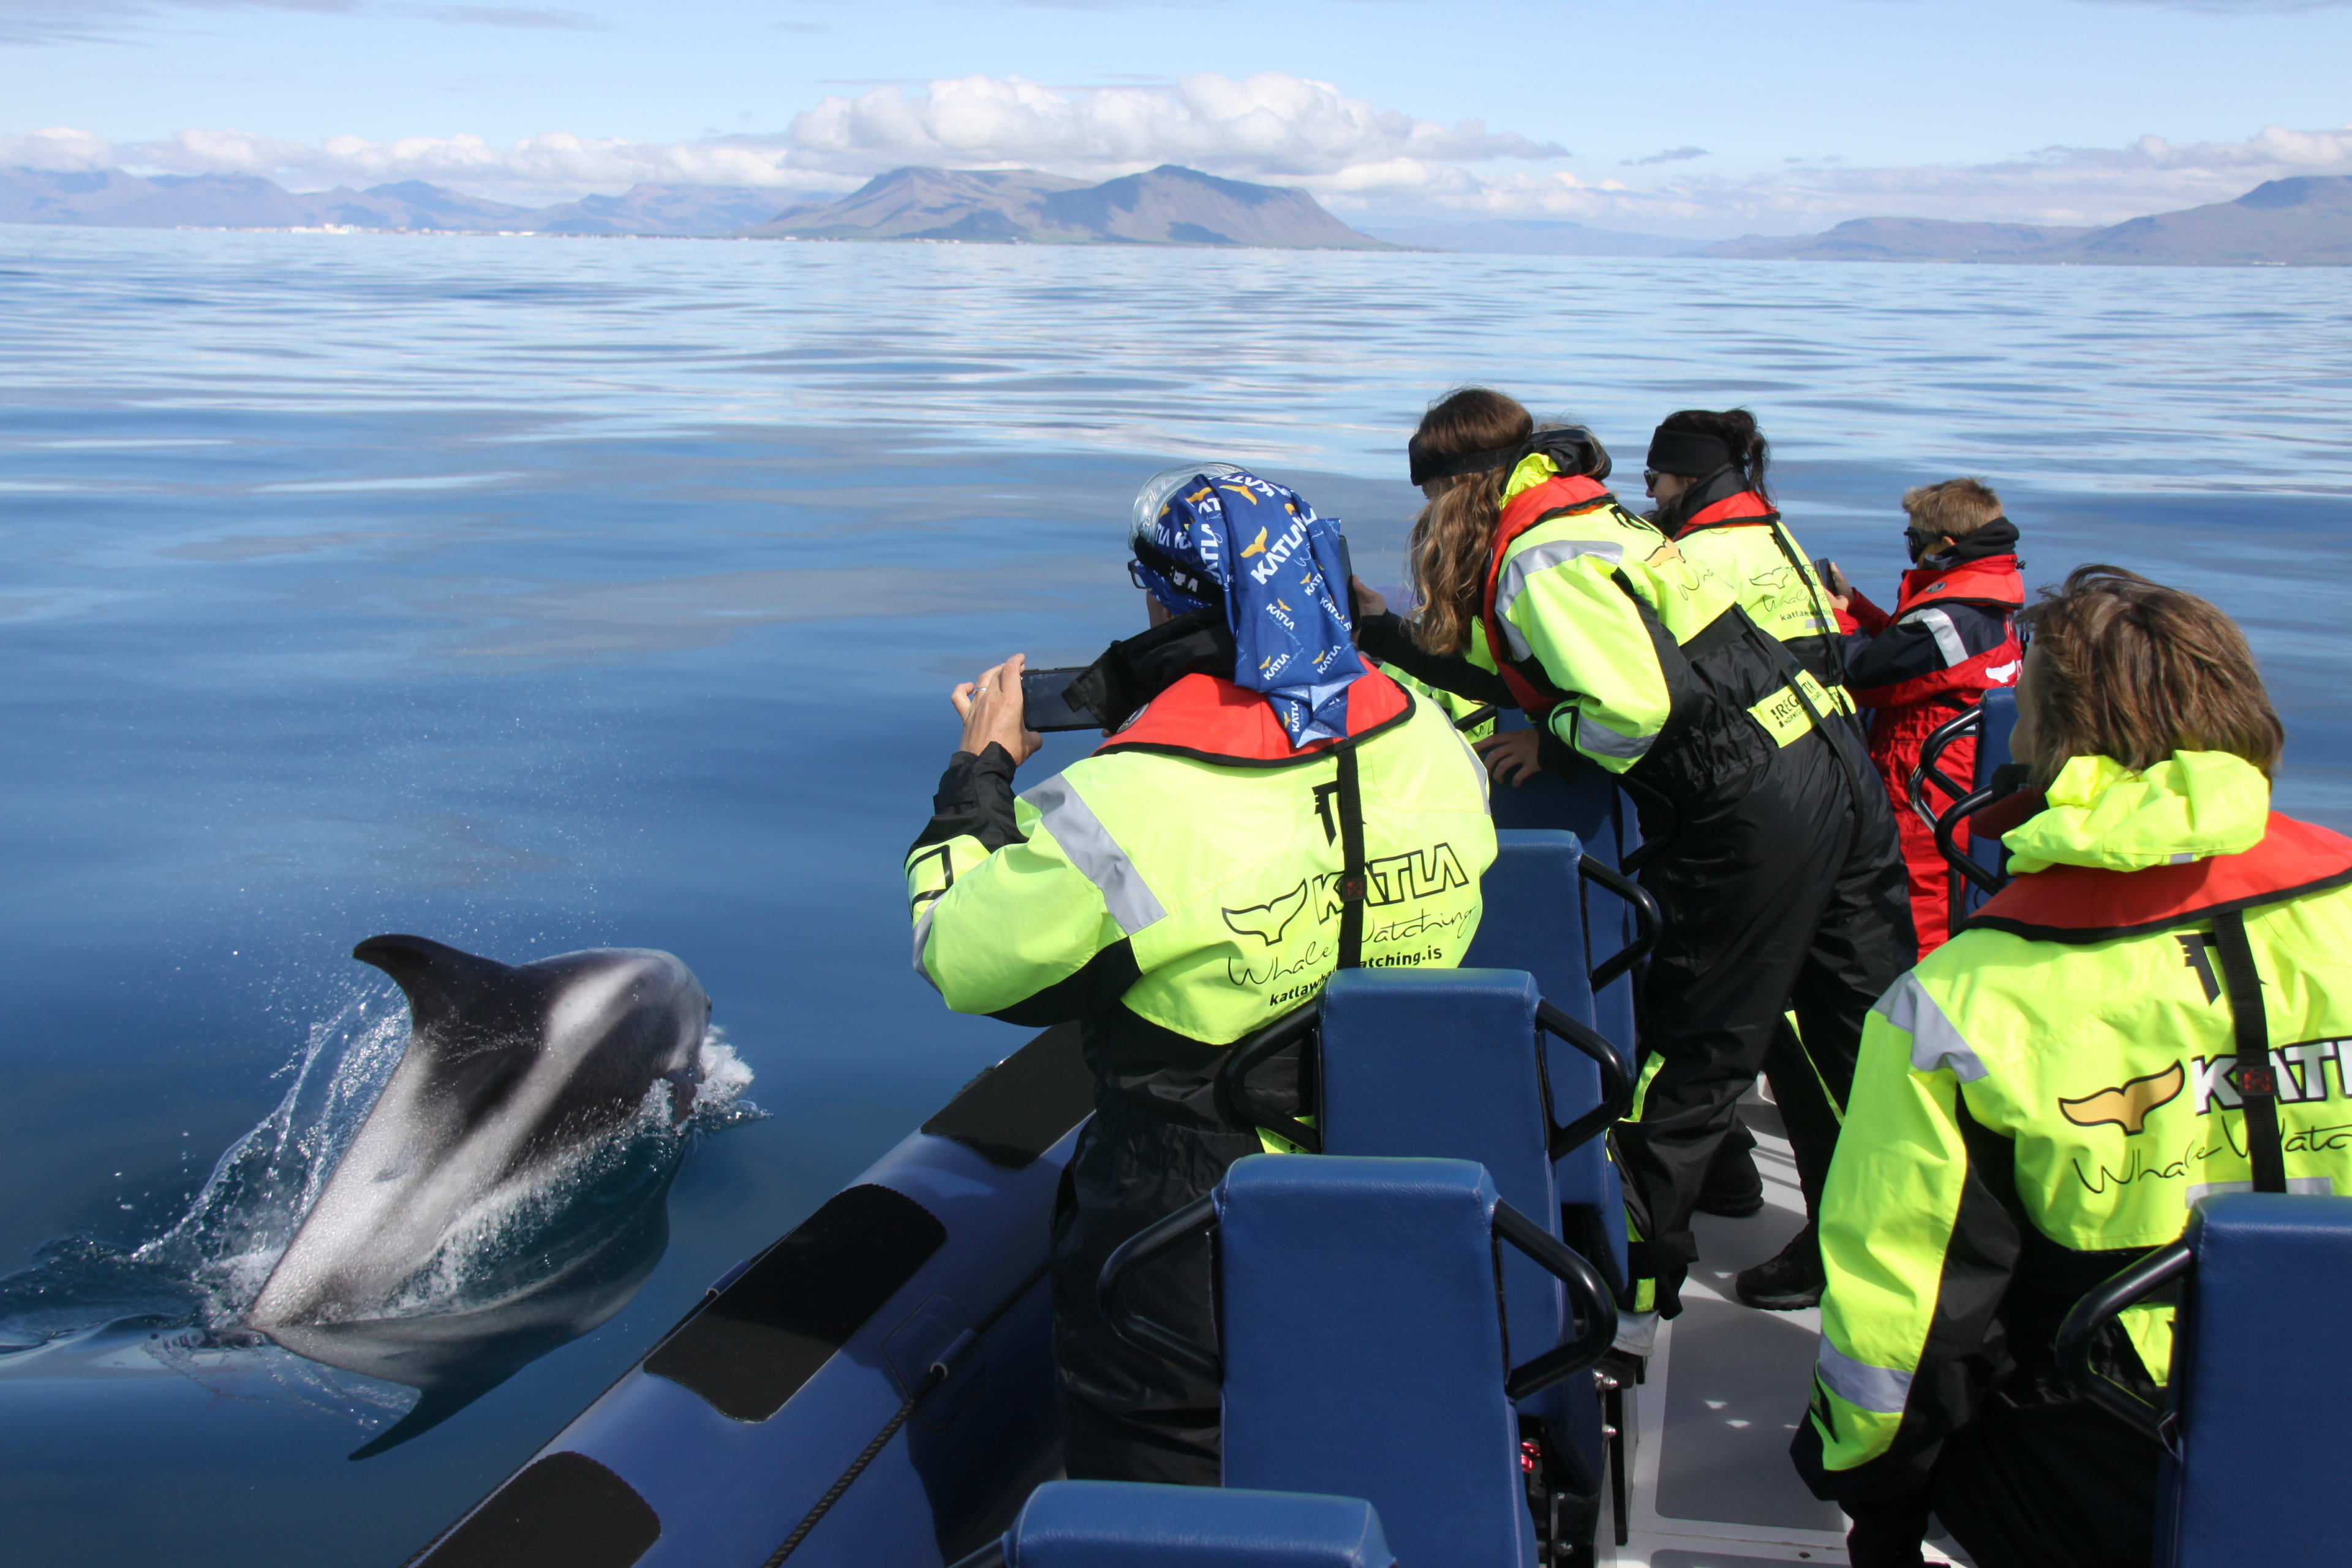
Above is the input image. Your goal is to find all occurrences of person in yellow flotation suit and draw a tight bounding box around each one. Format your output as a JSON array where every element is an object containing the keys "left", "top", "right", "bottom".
[
  {"left": 1795, "top": 565, "right": 2352, "bottom": 1568},
  {"left": 1356, "top": 386, "right": 1915, "bottom": 1323},
  {"left": 908, "top": 463, "right": 1495, "bottom": 1484}
]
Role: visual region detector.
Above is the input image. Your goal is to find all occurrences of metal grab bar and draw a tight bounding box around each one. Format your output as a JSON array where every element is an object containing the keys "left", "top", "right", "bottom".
[
  {"left": 1098, "top": 1191, "right": 1619, "bottom": 1404},
  {"left": 1580, "top": 856, "right": 1660, "bottom": 993},
  {"left": 1098, "top": 1195, "right": 1224, "bottom": 1382},
  {"left": 1907, "top": 703, "right": 1983, "bottom": 834},
  {"left": 1537, "top": 1000, "right": 1634, "bottom": 1161},
  {"left": 1934, "top": 784, "right": 2008, "bottom": 896},
  {"left": 2056, "top": 1240, "right": 2192, "bottom": 1445},
  {"left": 1496, "top": 1200, "right": 1619, "bottom": 1400},
  {"left": 1212, "top": 1005, "right": 1324, "bottom": 1154}
]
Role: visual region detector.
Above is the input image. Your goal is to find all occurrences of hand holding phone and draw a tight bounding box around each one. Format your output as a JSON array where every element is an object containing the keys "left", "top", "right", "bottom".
[{"left": 952, "top": 654, "right": 1043, "bottom": 763}]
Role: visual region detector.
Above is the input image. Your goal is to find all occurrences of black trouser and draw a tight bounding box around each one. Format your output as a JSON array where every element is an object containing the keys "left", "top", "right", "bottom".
[
  {"left": 1844, "top": 1399, "right": 2162, "bottom": 1568},
  {"left": 1049, "top": 1090, "right": 1258, "bottom": 1485},
  {"left": 1616, "top": 723, "right": 1914, "bottom": 1310}
]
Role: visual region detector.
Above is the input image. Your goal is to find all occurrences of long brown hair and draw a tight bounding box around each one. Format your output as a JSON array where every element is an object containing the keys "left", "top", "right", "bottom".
[
  {"left": 2020, "top": 564, "right": 2283, "bottom": 783},
  {"left": 1406, "top": 388, "right": 1532, "bottom": 655}
]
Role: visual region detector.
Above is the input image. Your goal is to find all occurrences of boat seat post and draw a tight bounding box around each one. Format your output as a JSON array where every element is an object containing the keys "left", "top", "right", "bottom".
[{"left": 952, "top": 1479, "right": 1395, "bottom": 1568}]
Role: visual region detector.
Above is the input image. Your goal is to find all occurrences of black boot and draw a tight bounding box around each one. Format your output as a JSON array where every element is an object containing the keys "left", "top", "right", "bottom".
[
  {"left": 1735, "top": 1221, "right": 1823, "bottom": 1310},
  {"left": 1696, "top": 1121, "right": 1764, "bottom": 1218}
]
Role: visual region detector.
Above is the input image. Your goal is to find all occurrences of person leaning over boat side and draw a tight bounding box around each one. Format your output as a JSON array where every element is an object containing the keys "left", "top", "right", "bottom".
[
  {"left": 1820, "top": 478, "right": 2026, "bottom": 952},
  {"left": 1644, "top": 408, "right": 1852, "bottom": 706},
  {"left": 1795, "top": 566, "right": 2352, "bottom": 1568},
  {"left": 1640, "top": 407, "right": 1908, "bottom": 1236},
  {"left": 904, "top": 464, "right": 1496, "bottom": 1486},
  {"left": 1354, "top": 386, "right": 1915, "bottom": 1324}
]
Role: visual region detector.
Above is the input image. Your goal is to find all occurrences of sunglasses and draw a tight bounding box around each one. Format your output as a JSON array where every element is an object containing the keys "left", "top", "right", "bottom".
[{"left": 1127, "top": 559, "right": 1152, "bottom": 591}]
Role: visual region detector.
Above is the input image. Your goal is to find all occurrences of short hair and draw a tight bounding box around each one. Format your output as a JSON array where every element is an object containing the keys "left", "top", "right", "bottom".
[
  {"left": 1901, "top": 478, "right": 2004, "bottom": 539},
  {"left": 2020, "top": 565, "right": 2283, "bottom": 781}
]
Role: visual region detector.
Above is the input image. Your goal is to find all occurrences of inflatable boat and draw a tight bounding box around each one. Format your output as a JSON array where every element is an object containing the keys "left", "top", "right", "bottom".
[{"left": 397, "top": 699, "right": 2125, "bottom": 1568}]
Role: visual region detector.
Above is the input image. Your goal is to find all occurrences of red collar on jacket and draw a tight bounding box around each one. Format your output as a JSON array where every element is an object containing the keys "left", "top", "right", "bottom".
[
  {"left": 1096, "top": 668, "right": 1411, "bottom": 767},
  {"left": 1477, "top": 473, "right": 1615, "bottom": 714},
  {"left": 1962, "top": 813, "right": 2352, "bottom": 943},
  {"left": 1671, "top": 488, "right": 1775, "bottom": 537},
  {"left": 1896, "top": 553, "right": 2024, "bottom": 615}
]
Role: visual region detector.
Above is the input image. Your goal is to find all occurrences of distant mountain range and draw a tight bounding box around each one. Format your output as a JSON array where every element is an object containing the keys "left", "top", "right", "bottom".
[
  {"left": 1695, "top": 176, "right": 2352, "bottom": 266},
  {"left": 3, "top": 163, "right": 2346, "bottom": 263},
  {"left": 744, "top": 165, "right": 1393, "bottom": 249},
  {"left": 0, "top": 168, "right": 830, "bottom": 237}
]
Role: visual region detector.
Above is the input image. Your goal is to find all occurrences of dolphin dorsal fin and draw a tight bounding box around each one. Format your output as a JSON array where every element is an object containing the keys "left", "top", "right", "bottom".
[{"left": 352, "top": 934, "right": 519, "bottom": 1039}]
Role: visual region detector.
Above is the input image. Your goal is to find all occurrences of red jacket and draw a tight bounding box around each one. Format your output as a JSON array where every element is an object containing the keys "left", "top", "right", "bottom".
[{"left": 1842, "top": 548, "right": 2024, "bottom": 949}]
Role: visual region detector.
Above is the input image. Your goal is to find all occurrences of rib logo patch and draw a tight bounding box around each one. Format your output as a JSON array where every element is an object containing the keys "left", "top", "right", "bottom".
[{"left": 2059, "top": 1063, "right": 2185, "bottom": 1136}]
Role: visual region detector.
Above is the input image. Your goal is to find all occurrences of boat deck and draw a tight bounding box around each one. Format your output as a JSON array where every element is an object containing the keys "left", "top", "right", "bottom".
[{"left": 1610, "top": 1093, "right": 1970, "bottom": 1567}]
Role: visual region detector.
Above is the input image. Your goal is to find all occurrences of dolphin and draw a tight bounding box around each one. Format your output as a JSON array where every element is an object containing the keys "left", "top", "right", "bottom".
[{"left": 245, "top": 935, "right": 710, "bottom": 1333}]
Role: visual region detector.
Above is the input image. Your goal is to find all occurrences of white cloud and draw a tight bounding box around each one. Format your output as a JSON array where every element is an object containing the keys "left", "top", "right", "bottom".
[{"left": 780, "top": 72, "right": 1564, "bottom": 180}]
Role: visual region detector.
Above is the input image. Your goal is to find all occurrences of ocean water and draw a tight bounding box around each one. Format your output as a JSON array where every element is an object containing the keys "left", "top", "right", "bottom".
[{"left": 1, "top": 226, "right": 2348, "bottom": 1565}]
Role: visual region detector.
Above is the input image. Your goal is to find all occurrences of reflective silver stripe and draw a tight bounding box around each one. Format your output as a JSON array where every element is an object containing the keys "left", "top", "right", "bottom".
[
  {"left": 1816, "top": 1338, "right": 1912, "bottom": 1414},
  {"left": 1494, "top": 539, "right": 1626, "bottom": 661},
  {"left": 1577, "top": 713, "right": 1655, "bottom": 763},
  {"left": 910, "top": 905, "right": 941, "bottom": 993},
  {"left": 2169, "top": 851, "right": 2196, "bottom": 865},
  {"left": 1874, "top": 971, "right": 1989, "bottom": 1082},
  {"left": 1022, "top": 775, "right": 1167, "bottom": 935},
  {"left": 1905, "top": 606, "right": 1970, "bottom": 669}
]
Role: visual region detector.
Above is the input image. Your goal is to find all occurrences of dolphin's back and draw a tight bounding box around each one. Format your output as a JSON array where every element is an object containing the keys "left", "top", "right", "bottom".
[{"left": 246, "top": 937, "right": 709, "bottom": 1329}]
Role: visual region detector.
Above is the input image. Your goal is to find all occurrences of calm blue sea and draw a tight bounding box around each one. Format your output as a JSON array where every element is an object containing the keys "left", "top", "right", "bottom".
[{"left": 1, "top": 226, "right": 2348, "bottom": 1566}]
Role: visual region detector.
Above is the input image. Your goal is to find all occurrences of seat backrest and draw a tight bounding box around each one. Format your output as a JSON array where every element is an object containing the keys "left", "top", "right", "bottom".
[
  {"left": 1001, "top": 1480, "right": 1394, "bottom": 1568},
  {"left": 1954, "top": 687, "right": 2020, "bottom": 920},
  {"left": 1317, "top": 968, "right": 1560, "bottom": 1368},
  {"left": 1480, "top": 740, "right": 1641, "bottom": 1055},
  {"left": 1460, "top": 832, "right": 1629, "bottom": 1292},
  {"left": 1218, "top": 1156, "right": 1533, "bottom": 1568},
  {"left": 2162, "top": 1192, "right": 2352, "bottom": 1566}
]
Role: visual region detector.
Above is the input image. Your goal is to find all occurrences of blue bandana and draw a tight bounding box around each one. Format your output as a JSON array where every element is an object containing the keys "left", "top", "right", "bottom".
[{"left": 1131, "top": 466, "right": 1365, "bottom": 748}]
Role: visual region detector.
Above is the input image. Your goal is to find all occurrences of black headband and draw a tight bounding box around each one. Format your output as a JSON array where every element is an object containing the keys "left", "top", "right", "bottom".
[
  {"left": 1408, "top": 424, "right": 1613, "bottom": 488},
  {"left": 1408, "top": 434, "right": 1517, "bottom": 488},
  {"left": 1645, "top": 429, "right": 1733, "bottom": 478}
]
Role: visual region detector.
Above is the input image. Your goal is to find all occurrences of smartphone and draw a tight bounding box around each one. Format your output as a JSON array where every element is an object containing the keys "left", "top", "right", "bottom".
[{"left": 1021, "top": 666, "right": 1098, "bottom": 733}]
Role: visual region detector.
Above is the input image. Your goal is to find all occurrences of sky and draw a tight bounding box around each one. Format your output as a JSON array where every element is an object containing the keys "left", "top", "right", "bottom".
[{"left": 2, "top": 0, "right": 2350, "bottom": 236}]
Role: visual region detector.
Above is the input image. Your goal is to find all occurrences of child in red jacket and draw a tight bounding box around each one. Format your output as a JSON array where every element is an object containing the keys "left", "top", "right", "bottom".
[{"left": 1825, "top": 480, "right": 2024, "bottom": 951}]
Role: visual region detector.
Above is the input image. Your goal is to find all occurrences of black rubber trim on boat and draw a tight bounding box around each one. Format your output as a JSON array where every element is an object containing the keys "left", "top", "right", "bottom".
[
  {"left": 921, "top": 1021, "right": 1095, "bottom": 1169},
  {"left": 409, "top": 1451, "right": 659, "bottom": 1568},
  {"left": 644, "top": 1183, "right": 948, "bottom": 1422}
]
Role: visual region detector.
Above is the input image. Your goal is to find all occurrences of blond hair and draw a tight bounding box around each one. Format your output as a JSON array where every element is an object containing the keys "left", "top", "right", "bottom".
[{"left": 1902, "top": 478, "right": 2004, "bottom": 540}]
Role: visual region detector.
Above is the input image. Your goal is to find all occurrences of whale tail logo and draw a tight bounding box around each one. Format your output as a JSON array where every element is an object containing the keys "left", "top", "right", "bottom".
[
  {"left": 1223, "top": 881, "right": 1310, "bottom": 946},
  {"left": 1240, "top": 527, "right": 1269, "bottom": 558},
  {"left": 2059, "top": 1061, "right": 2185, "bottom": 1136}
]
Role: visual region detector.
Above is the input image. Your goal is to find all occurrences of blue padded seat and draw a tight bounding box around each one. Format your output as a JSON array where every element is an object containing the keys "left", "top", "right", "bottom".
[
  {"left": 987, "top": 1480, "right": 1393, "bottom": 1568},
  {"left": 1216, "top": 1157, "right": 1540, "bottom": 1568},
  {"left": 1462, "top": 831, "right": 1631, "bottom": 1289},
  {"left": 1316, "top": 965, "right": 1608, "bottom": 1502},
  {"left": 2161, "top": 1193, "right": 2352, "bottom": 1566}
]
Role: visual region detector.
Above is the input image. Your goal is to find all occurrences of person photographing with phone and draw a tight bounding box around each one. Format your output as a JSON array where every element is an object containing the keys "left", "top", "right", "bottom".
[{"left": 904, "top": 462, "right": 1496, "bottom": 1485}]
